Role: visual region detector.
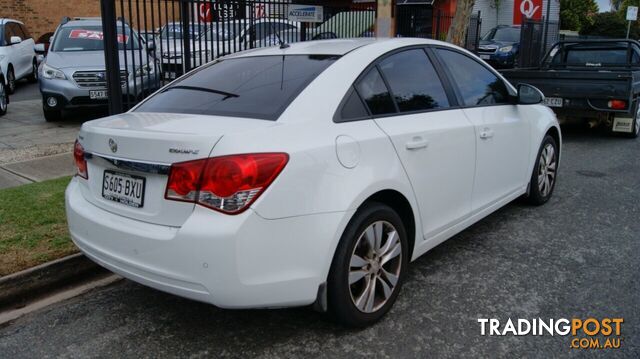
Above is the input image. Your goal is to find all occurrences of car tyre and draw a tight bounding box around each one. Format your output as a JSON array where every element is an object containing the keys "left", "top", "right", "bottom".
[
  {"left": 27, "top": 60, "right": 38, "bottom": 83},
  {"left": 327, "top": 202, "right": 408, "bottom": 327},
  {"left": 526, "top": 134, "right": 558, "bottom": 206},
  {"left": 6, "top": 67, "right": 15, "bottom": 94},
  {"left": 43, "top": 106, "right": 62, "bottom": 122},
  {"left": 0, "top": 80, "right": 7, "bottom": 116},
  {"left": 622, "top": 99, "right": 640, "bottom": 139}
]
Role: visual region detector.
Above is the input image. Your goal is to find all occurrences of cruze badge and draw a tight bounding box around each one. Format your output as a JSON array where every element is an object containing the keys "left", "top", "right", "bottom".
[
  {"left": 169, "top": 148, "right": 200, "bottom": 155},
  {"left": 108, "top": 138, "right": 118, "bottom": 153}
]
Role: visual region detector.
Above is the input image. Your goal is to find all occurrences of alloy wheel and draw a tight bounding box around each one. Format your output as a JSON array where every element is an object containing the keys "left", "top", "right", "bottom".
[
  {"left": 0, "top": 81, "right": 6, "bottom": 112},
  {"left": 8, "top": 70, "right": 15, "bottom": 93},
  {"left": 537, "top": 143, "right": 557, "bottom": 197},
  {"left": 349, "top": 220, "right": 402, "bottom": 313}
]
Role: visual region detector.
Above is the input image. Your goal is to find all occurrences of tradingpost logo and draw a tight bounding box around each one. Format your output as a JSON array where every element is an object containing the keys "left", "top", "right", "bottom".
[{"left": 478, "top": 318, "right": 624, "bottom": 350}]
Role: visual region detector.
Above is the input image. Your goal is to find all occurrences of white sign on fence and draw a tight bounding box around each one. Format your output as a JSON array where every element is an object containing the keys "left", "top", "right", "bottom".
[
  {"left": 288, "top": 5, "right": 323, "bottom": 23},
  {"left": 627, "top": 6, "right": 638, "bottom": 21}
]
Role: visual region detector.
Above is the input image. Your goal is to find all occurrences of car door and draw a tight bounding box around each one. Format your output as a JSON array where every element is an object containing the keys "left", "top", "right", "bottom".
[
  {"left": 8, "top": 23, "right": 28, "bottom": 77},
  {"left": 434, "top": 48, "right": 530, "bottom": 213},
  {"left": 15, "top": 23, "right": 32, "bottom": 76},
  {"left": 363, "top": 48, "right": 477, "bottom": 240}
]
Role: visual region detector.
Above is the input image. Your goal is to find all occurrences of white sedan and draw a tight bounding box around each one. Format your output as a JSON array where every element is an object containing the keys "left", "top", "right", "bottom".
[{"left": 66, "top": 38, "right": 561, "bottom": 327}]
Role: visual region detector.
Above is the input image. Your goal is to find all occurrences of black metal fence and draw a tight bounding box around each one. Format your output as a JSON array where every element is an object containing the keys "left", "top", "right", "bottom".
[
  {"left": 519, "top": 17, "right": 560, "bottom": 68},
  {"left": 100, "top": 0, "right": 376, "bottom": 114}
]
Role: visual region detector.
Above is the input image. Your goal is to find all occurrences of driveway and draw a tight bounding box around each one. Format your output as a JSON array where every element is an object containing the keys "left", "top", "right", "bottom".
[
  {"left": 0, "top": 125, "right": 638, "bottom": 357},
  {"left": 0, "top": 81, "right": 106, "bottom": 188}
]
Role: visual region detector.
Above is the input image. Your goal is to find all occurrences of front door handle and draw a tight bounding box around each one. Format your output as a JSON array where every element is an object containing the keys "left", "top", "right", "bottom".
[
  {"left": 479, "top": 129, "right": 494, "bottom": 139},
  {"left": 406, "top": 137, "right": 429, "bottom": 150}
]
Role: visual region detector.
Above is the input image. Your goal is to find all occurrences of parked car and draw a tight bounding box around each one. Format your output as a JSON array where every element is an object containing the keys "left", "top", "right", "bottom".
[
  {"left": 0, "top": 67, "right": 7, "bottom": 116},
  {"left": 39, "top": 17, "right": 159, "bottom": 122},
  {"left": 502, "top": 39, "right": 640, "bottom": 138},
  {"left": 34, "top": 31, "right": 54, "bottom": 63},
  {"left": 477, "top": 25, "right": 520, "bottom": 69},
  {"left": 66, "top": 38, "right": 560, "bottom": 327},
  {"left": 0, "top": 18, "right": 38, "bottom": 94},
  {"left": 161, "top": 19, "right": 298, "bottom": 80}
]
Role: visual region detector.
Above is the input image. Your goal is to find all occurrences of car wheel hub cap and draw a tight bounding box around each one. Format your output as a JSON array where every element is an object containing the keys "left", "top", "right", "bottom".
[
  {"left": 537, "top": 143, "right": 556, "bottom": 197},
  {"left": 349, "top": 220, "right": 402, "bottom": 313}
]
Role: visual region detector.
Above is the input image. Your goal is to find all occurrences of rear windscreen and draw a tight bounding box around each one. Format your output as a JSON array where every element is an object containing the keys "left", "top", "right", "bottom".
[
  {"left": 135, "top": 55, "right": 339, "bottom": 120},
  {"left": 549, "top": 44, "right": 640, "bottom": 66}
]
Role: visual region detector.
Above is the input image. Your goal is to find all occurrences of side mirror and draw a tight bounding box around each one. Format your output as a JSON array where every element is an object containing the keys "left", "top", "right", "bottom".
[
  {"left": 517, "top": 83, "right": 544, "bottom": 105},
  {"left": 34, "top": 43, "right": 46, "bottom": 53},
  {"left": 10, "top": 36, "right": 22, "bottom": 45}
]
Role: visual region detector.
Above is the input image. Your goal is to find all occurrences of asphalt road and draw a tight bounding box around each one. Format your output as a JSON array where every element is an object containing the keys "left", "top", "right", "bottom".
[{"left": 0, "top": 125, "right": 638, "bottom": 358}]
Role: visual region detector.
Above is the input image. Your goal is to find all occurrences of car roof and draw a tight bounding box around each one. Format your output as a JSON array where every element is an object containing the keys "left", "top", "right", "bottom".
[
  {"left": 0, "top": 19, "right": 24, "bottom": 25},
  {"left": 228, "top": 37, "right": 448, "bottom": 57}
]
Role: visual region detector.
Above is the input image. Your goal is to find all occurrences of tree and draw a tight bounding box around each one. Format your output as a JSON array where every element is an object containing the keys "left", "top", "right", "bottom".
[
  {"left": 580, "top": 11, "right": 639, "bottom": 38},
  {"left": 560, "top": 0, "right": 599, "bottom": 31},
  {"left": 446, "top": 0, "right": 475, "bottom": 46}
]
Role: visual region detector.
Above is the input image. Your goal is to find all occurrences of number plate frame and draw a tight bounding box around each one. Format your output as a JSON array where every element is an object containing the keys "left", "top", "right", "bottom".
[
  {"left": 89, "top": 90, "right": 108, "bottom": 100},
  {"left": 543, "top": 97, "right": 563, "bottom": 108},
  {"left": 101, "top": 170, "right": 146, "bottom": 208}
]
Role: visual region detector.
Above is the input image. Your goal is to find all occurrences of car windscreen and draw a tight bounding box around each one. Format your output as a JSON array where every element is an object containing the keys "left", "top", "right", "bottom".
[
  {"left": 51, "top": 25, "right": 140, "bottom": 51},
  {"left": 135, "top": 55, "right": 339, "bottom": 120},
  {"left": 483, "top": 28, "right": 520, "bottom": 42},
  {"left": 161, "top": 24, "right": 206, "bottom": 39}
]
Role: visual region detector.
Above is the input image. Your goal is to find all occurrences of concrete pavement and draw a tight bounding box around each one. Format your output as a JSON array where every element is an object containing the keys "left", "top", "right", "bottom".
[{"left": 0, "top": 88, "right": 105, "bottom": 188}]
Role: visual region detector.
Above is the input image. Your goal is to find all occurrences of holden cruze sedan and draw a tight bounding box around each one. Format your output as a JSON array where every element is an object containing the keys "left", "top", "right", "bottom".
[{"left": 66, "top": 38, "right": 561, "bottom": 327}]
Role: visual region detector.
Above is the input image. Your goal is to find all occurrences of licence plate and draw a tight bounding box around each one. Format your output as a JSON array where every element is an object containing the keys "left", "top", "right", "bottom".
[
  {"left": 480, "top": 54, "right": 491, "bottom": 60},
  {"left": 102, "top": 170, "right": 146, "bottom": 208},
  {"left": 89, "top": 90, "right": 108, "bottom": 100},
  {"left": 544, "top": 97, "right": 563, "bottom": 108}
]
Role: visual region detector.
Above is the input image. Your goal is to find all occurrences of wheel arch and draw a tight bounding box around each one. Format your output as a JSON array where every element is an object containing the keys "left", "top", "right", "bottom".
[{"left": 358, "top": 189, "right": 417, "bottom": 260}]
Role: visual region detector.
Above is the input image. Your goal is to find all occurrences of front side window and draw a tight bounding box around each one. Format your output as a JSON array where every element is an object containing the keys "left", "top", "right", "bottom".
[
  {"left": 52, "top": 25, "right": 141, "bottom": 52},
  {"left": 436, "top": 49, "right": 510, "bottom": 106},
  {"left": 135, "top": 55, "right": 338, "bottom": 120},
  {"left": 378, "top": 49, "right": 450, "bottom": 112},
  {"left": 355, "top": 68, "right": 396, "bottom": 116}
]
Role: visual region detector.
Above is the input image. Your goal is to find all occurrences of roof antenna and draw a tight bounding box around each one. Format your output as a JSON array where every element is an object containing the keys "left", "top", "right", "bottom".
[{"left": 270, "top": 23, "right": 289, "bottom": 49}]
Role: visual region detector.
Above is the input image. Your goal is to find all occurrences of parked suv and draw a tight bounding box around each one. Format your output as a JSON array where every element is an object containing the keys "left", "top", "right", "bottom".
[
  {"left": 39, "top": 17, "right": 159, "bottom": 121},
  {"left": 0, "top": 18, "right": 38, "bottom": 94},
  {"left": 477, "top": 25, "right": 520, "bottom": 68}
]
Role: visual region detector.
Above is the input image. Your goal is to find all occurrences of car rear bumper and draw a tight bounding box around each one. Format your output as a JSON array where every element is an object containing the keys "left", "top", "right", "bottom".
[{"left": 65, "top": 178, "right": 351, "bottom": 308}]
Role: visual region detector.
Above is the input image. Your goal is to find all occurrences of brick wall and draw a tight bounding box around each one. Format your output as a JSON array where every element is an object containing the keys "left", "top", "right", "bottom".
[
  {"left": 4, "top": 0, "right": 179, "bottom": 39},
  {"left": 5, "top": 0, "right": 101, "bottom": 39}
]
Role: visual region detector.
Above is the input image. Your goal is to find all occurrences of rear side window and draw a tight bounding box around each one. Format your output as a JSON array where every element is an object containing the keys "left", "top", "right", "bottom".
[
  {"left": 355, "top": 67, "right": 396, "bottom": 116},
  {"left": 341, "top": 88, "right": 369, "bottom": 120},
  {"left": 136, "top": 55, "right": 338, "bottom": 120},
  {"left": 378, "top": 49, "right": 449, "bottom": 112},
  {"left": 436, "top": 49, "right": 510, "bottom": 106}
]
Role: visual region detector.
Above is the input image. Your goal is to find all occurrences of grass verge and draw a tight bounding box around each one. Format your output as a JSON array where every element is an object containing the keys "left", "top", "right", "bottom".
[{"left": 0, "top": 176, "right": 76, "bottom": 276}]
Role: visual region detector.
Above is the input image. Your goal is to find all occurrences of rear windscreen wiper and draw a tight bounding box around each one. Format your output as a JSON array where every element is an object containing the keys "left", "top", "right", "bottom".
[{"left": 161, "top": 85, "right": 239, "bottom": 100}]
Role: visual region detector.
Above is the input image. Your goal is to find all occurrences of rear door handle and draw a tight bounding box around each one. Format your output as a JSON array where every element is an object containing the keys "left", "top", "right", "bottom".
[
  {"left": 479, "top": 129, "right": 494, "bottom": 139},
  {"left": 406, "top": 137, "right": 429, "bottom": 150}
]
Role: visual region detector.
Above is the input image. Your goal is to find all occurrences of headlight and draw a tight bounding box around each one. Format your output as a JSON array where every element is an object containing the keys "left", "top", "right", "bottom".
[
  {"left": 42, "top": 63, "right": 66, "bottom": 80},
  {"left": 499, "top": 46, "right": 514, "bottom": 53},
  {"left": 134, "top": 63, "right": 155, "bottom": 77}
]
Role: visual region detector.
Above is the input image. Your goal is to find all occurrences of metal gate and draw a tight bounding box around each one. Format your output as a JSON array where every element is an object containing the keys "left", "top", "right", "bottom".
[
  {"left": 99, "top": 0, "right": 376, "bottom": 114},
  {"left": 518, "top": 17, "right": 560, "bottom": 67}
]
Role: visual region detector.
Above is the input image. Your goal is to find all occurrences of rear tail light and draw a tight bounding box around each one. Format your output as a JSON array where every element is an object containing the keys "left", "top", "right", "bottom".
[
  {"left": 74, "top": 140, "right": 88, "bottom": 179},
  {"left": 165, "top": 153, "right": 288, "bottom": 214},
  {"left": 608, "top": 100, "right": 627, "bottom": 110}
]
